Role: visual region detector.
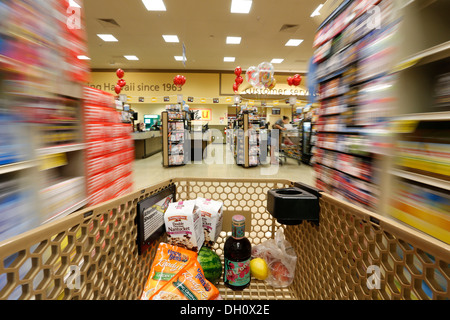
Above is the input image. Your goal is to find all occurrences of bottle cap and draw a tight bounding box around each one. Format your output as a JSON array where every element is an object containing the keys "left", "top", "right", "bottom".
[
  {"left": 231, "top": 215, "right": 246, "bottom": 239},
  {"left": 232, "top": 215, "right": 245, "bottom": 226}
]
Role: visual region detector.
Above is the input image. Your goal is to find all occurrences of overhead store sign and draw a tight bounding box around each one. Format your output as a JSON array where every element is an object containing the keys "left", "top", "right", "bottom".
[
  {"left": 88, "top": 71, "right": 313, "bottom": 104},
  {"left": 242, "top": 87, "right": 312, "bottom": 96},
  {"left": 191, "top": 109, "right": 212, "bottom": 121}
]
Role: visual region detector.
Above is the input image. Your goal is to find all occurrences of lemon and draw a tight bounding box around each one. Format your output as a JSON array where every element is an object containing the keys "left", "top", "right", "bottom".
[{"left": 250, "top": 258, "right": 269, "bottom": 280}]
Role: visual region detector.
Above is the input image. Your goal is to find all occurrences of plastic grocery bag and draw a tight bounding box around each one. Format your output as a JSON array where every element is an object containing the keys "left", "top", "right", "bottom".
[{"left": 251, "top": 228, "right": 297, "bottom": 288}]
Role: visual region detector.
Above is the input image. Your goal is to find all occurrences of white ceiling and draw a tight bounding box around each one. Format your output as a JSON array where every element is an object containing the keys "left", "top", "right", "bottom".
[{"left": 83, "top": 0, "right": 343, "bottom": 72}]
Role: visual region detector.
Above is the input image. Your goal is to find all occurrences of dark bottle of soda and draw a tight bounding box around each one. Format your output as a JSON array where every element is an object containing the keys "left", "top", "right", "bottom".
[{"left": 223, "top": 215, "right": 252, "bottom": 291}]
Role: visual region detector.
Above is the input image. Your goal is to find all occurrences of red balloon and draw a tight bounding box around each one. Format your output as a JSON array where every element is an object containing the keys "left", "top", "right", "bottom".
[
  {"left": 233, "top": 83, "right": 239, "bottom": 93},
  {"left": 293, "top": 74, "right": 302, "bottom": 86},
  {"left": 118, "top": 79, "right": 126, "bottom": 88},
  {"left": 174, "top": 75, "right": 180, "bottom": 86},
  {"left": 174, "top": 75, "right": 186, "bottom": 87},
  {"left": 287, "top": 77, "right": 293, "bottom": 86},
  {"left": 115, "top": 85, "right": 122, "bottom": 94},
  {"left": 116, "top": 69, "right": 125, "bottom": 79},
  {"left": 235, "top": 76, "right": 244, "bottom": 85},
  {"left": 235, "top": 67, "right": 242, "bottom": 77}
]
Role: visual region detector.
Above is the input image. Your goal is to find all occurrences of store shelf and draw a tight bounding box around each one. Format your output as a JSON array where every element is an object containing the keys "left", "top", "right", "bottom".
[
  {"left": 314, "top": 146, "right": 372, "bottom": 159},
  {"left": 36, "top": 143, "right": 86, "bottom": 157},
  {"left": 393, "top": 111, "right": 450, "bottom": 122},
  {"left": 0, "top": 160, "right": 38, "bottom": 175},
  {"left": 314, "top": 161, "right": 372, "bottom": 183},
  {"left": 317, "top": 65, "right": 350, "bottom": 83},
  {"left": 51, "top": 80, "right": 84, "bottom": 100},
  {"left": 318, "top": 92, "right": 346, "bottom": 101},
  {"left": 393, "top": 40, "right": 450, "bottom": 72},
  {"left": 41, "top": 198, "right": 88, "bottom": 225},
  {"left": 390, "top": 169, "right": 450, "bottom": 190}
]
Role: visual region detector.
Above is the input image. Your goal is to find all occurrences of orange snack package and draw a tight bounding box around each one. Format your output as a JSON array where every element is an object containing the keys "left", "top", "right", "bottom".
[
  {"left": 150, "top": 258, "right": 220, "bottom": 300},
  {"left": 141, "top": 243, "right": 197, "bottom": 300}
]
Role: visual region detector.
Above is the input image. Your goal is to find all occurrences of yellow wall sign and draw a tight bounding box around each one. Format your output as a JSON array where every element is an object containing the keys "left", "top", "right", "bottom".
[
  {"left": 88, "top": 71, "right": 310, "bottom": 104},
  {"left": 191, "top": 109, "right": 212, "bottom": 121}
]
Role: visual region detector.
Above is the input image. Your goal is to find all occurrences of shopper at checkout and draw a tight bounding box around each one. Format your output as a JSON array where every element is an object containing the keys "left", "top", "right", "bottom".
[
  {"left": 273, "top": 116, "right": 294, "bottom": 146},
  {"left": 270, "top": 116, "right": 294, "bottom": 165}
]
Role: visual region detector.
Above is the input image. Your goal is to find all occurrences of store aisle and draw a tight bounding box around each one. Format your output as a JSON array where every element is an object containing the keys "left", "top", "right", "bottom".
[{"left": 132, "top": 144, "right": 315, "bottom": 190}]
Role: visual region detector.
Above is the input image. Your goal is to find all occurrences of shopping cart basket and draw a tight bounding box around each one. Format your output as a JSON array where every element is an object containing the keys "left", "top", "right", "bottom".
[{"left": 0, "top": 178, "right": 448, "bottom": 300}]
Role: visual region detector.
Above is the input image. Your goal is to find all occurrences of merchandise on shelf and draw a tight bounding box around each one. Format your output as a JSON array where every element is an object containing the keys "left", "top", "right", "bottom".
[
  {"left": 0, "top": 0, "right": 89, "bottom": 89},
  {"left": 168, "top": 131, "right": 185, "bottom": 142},
  {"left": 84, "top": 87, "right": 134, "bottom": 206},
  {"left": 314, "top": 163, "right": 378, "bottom": 210},
  {"left": 0, "top": 0, "right": 90, "bottom": 242},
  {"left": 40, "top": 176, "right": 85, "bottom": 223},
  {"left": 0, "top": 179, "right": 36, "bottom": 243},
  {"left": 0, "top": 111, "right": 31, "bottom": 165},
  {"left": 314, "top": 133, "right": 371, "bottom": 156},
  {"left": 233, "top": 112, "right": 264, "bottom": 167},
  {"left": 394, "top": 120, "right": 450, "bottom": 181},
  {"left": 319, "top": 97, "right": 347, "bottom": 116},
  {"left": 37, "top": 99, "right": 81, "bottom": 148},
  {"left": 318, "top": 77, "right": 347, "bottom": 100},
  {"left": 315, "top": 114, "right": 346, "bottom": 133},
  {"left": 434, "top": 72, "right": 450, "bottom": 110},
  {"left": 162, "top": 110, "right": 189, "bottom": 166},
  {"left": 312, "top": 148, "right": 373, "bottom": 182},
  {"left": 312, "top": 0, "right": 400, "bottom": 213},
  {"left": 313, "top": 0, "right": 390, "bottom": 50},
  {"left": 389, "top": 179, "right": 450, "bottom": 244},
  {"left": 168, "top": 121, "right": 185, "bottom": 131}
]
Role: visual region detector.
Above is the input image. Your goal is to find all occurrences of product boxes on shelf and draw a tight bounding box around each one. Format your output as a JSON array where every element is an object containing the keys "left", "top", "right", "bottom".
[
  {"left": 83, "top": 87, "right": 134, "bottom": 206},
  {"left": 0, "top": 179, "right": 36, "bottom": 243},
  {"left": 40, "top": 177, "right": 86, "bottom": 223},
  {"left": 389, "top": 179, "right": 450, "bottom": 244}
]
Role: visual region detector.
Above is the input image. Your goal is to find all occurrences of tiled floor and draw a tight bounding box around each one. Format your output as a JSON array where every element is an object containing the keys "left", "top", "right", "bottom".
[{"left": 132, "top": 144, "right": 315, "bottom": 190}]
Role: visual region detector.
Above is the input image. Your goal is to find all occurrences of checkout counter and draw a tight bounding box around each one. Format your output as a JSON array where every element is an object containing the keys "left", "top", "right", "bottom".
[{"left": 132, "top": 131, "right": 162, "bottom": 159}]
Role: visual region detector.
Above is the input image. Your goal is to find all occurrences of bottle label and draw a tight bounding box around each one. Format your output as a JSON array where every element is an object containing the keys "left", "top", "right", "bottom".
[
  {"left": 232, "top": 224, "right": 245, "bottom": 239},
  {"left": 224, "top": 258, "right": 251, "bottom": 286}
]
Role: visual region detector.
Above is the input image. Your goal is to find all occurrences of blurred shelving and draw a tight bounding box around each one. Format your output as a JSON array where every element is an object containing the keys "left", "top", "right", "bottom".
[
  {"left": 0, "top": 0, "right": 90, "bottom": 241},
  {"left": 311, "top": 0, "right": 450, "bottom": 246},
  {"left": 0, "top": 161, "right": 38, "bottom": 176}
]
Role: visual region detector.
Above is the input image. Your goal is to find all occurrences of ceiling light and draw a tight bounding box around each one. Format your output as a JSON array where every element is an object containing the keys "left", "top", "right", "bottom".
[
  {"left": 231, "top": 0, "right": 252, "bottom": 14},
  {"left": 285, "top": 39, "right": 304, "bottom": 46},
  {"left": 124, "top": 55, "right": 139, "bottom": 60},
  {"left": 69, "top": 0, "right": 81, "bottom": 8},
  {"left": 174, "top": 56, "right": 186, "bottom": 61},
  {"left": 97, "top": 34, "right": 118, "bottom": 42},
  {"left": 311, "top": 4, "right": 324, "bottom": 17},
  {"left": 226, "top": 36, "right": 241, "bottom": 44},
  {"left": 77, "top": 55, "right": 90, "bottom": 60},
  {"left": 224, "top": 57, "right": 236, "bottom": 62},
  {"left": 163, "top": 35, "right": 179, "bottom": 43},
  {"left": 142, "top": 0, "right": 166, "bottom": 11},
  {"left": 271, "top": 59, "right": 284, "bottom": 64}
]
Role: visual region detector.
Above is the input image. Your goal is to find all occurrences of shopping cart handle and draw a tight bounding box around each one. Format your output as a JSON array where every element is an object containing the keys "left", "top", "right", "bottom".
[
  {"left": 267, "top": 186, "right": 320, "bottom": 226},
  {"left": 293, "top": 181, "right": 323, "bottom": 198}
]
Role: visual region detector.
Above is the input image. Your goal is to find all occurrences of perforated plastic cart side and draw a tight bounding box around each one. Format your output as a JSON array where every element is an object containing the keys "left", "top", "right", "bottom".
[{"left": 0, "top": 178, "right": 448, "bottom": 300}]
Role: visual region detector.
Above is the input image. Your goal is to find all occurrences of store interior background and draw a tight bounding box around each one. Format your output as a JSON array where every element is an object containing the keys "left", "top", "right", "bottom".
[{"left": 0, "top": 0, "right": 449, "bottom": 248}]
